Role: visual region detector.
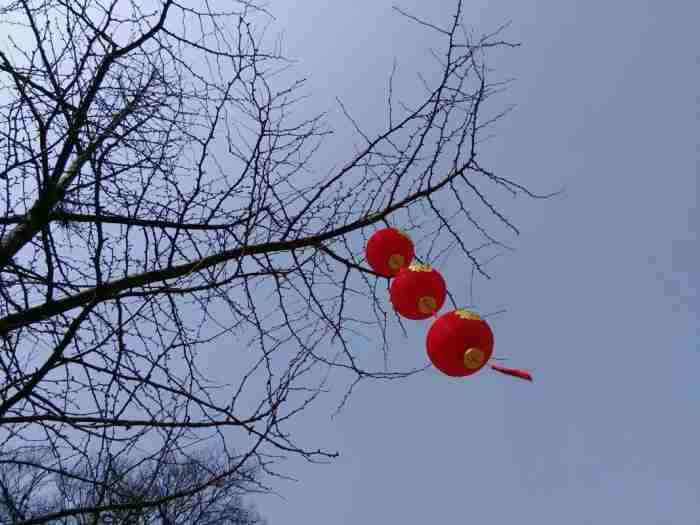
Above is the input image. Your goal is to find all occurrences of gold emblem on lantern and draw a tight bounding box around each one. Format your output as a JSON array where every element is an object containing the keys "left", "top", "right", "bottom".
[
  {"left": 387, "top": 253, "right": 405, "bottom": 270},
  {"left": 463, "top": 347, "right": 486, "bottom": 370},
  {"left": 408, "top": 262, "right": 432, "bottom": 272},
  {"left": 417, "top": 295, "right": 437, "bottom": 314},
  {"left": 455, "top": 309, "right": 481, "bottom": 321}
]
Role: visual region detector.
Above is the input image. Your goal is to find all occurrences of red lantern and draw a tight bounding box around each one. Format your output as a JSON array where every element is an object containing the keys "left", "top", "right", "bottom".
[
  {"left": 365, "top": 227, "right": 414, "bottom": 277},
  {"left": 389, "top": 263, "right": 446, "bottom": 320},
  {"left": 426, "top": 309, "right": 494, "bottom": 377}
]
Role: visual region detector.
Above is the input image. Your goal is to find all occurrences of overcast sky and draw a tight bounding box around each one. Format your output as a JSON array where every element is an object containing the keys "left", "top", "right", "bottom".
[{"left": 239, "top": 1, "right": 699, "bottom": 523}]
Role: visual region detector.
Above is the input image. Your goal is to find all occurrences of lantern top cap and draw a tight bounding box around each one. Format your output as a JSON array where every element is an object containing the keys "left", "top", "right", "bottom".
[
  {"left": 394, "top": 228, "right": 411, "bottom": 240},
  {"left": 455, "top": 308, "right": 482, "bottom": 321},
  {"left": 408, "top": 262, "right": 432, "bottom": 272}
]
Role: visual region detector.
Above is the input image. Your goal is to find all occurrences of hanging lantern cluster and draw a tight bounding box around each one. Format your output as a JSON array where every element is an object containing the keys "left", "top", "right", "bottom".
[
  {"left": 365, "top": 227, "right": 532, "bottom": 382},
  {"left": 365, "top": 227, "right": 445, "bottom": 319}
]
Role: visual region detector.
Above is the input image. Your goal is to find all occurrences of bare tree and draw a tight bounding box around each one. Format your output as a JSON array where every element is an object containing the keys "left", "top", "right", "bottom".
[
  {"left": 0, "top": 0, "right": 540, "bottom": 523},
  {"left": 0, "top": 448, "right": 53, "bottom": 523},
  {"left": 0, "top": 446, "right": 266, "bottom": 524}
]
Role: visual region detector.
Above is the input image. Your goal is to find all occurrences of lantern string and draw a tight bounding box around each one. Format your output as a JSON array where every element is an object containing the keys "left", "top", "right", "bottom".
[{"left": 490, "top": 364, "right": 533, "bottom": 382}]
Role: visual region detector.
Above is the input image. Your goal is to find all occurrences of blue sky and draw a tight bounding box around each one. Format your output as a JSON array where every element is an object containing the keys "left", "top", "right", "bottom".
[{"left": 242, "top": 1, "right": 699, "bottom": 523}]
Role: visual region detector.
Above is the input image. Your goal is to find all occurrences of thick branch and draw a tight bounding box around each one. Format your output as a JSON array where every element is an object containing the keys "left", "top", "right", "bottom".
[
  {"left": 0, "top": 93, "right": 146, "bottom": 271},
  {"left": 0, "top": 165, "right": 469, "bottom": 336}
]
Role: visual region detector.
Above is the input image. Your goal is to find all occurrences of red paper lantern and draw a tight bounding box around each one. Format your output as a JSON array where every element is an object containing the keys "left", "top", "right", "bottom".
[
  {"left": 426, "top": 309, "right": 494, "bottom": 377},
  {"left": 365, "top": 227, "right": 414, "bottom": 277},
  {"left": 389, "top": 263, "right": 446, "bottom": 320}
]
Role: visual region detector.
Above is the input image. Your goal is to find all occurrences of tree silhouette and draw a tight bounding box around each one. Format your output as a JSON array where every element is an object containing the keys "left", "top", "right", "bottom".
[
  {"left": 0, "top": 446, "right": 266, "bottom": 524},
  {"left": 0, "top": 0, "right": 535, "bottom": 522}
]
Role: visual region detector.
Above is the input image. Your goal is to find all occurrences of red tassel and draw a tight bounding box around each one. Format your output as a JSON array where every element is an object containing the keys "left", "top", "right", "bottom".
[{"left": 490, "top": 364, "right": 533, "bottom": 382}]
